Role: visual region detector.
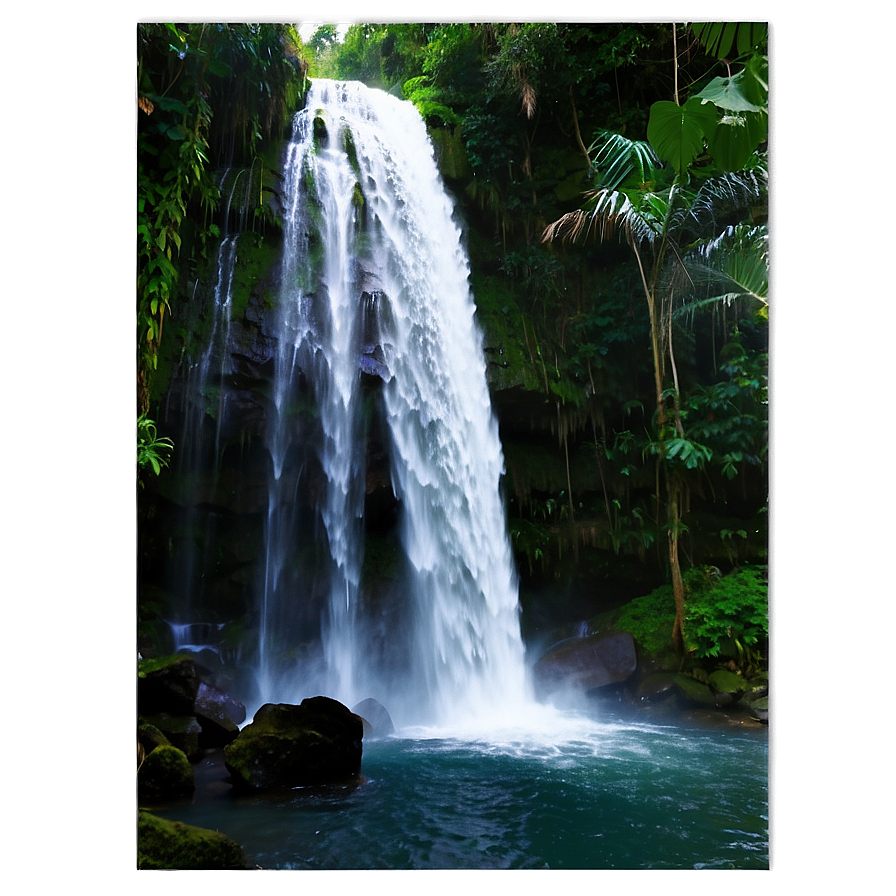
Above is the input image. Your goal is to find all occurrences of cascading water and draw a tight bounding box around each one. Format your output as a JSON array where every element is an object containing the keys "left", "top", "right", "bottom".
[
  {"left": 258, "top": 80, "right": 529, "bottom": 726},
  {"left": 166, "top": 173, "right": 240, "bottom": 644}
]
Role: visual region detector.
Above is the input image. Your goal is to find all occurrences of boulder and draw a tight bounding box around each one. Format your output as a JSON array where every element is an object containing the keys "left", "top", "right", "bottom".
[
  {"left": 138, "top": 745, "right": 195, "bottom": 800},
  {"left": 137, "top": 722, "right": 171, "bottom": 755},
  {"left": 223, "top": 697, "right": 363, "bottom": 791},
  {"left": 673, "top": 674, "right": 722, "bottom": 708},
  {"left": 140, "top": 713, "right": 203, "bottom": 762},
  {"left": 708, "top": 669, "right": 747, "bottom": 704},
  {"left": 137, "top": 810, "right": 248, "bottom": 869},
  {"left": 194, "top": 681, "right": 246, "bottom": 748},
  {"left": 533, "top": 630, "right": 637, "bottom": 698},
  {"left": 352, "top": 698, "right": 395, "bottom": 740},
  {"left": 138, "top": 655, "right": 206, "bottom": 714},
  {"left": 636, "top": 671, "right": 679, "bottom": 704}
]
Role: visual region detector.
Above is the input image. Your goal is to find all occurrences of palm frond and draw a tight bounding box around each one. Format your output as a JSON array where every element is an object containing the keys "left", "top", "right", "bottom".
[
  {"left": 671, "top": 223, "right": 769, "bottom": 317},
  {"left": 674, "top": 165, "right": 768, "bottom": 240},
  {"left": 542, "top": 187, "right": 665, "bottom": 249},
  {"left": 589, "top": 129, "right": 662, "bottom": 191}
]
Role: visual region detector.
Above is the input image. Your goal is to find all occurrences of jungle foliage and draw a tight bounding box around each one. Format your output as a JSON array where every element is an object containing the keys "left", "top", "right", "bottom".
[{"left": 136, "top": 23, "right": 308, "bottom": 411}]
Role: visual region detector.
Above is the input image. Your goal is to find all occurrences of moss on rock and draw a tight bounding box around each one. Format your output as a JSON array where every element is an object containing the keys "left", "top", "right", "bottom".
[
  {"left": 708, "top": 669, "right": 747, "bottom": 700},
  {"left": 224, "top": 697, "right": 363, "bottom": 791},
  {"left": 137, "top": 810, "right": 247, "bottom": 869},
  {"left": 138, "top": 744, "right": 195, "bottom": 800}
]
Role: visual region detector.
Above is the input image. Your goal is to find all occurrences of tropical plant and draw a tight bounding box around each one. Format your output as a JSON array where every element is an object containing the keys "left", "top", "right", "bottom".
[
  {"left": 542, "top": 22, "right": 768, "bottom": 653},
  {"left": 137, "top": 414, "right": 174, "bottom": 482},
  {"left": 684, "top": 565, "right": 768, "bottom": 671}
]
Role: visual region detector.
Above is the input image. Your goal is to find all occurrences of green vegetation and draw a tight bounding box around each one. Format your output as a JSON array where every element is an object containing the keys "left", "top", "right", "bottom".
[
  {"left": 137, "top": 810, "right": 247, "bottom": 869},
  {"left": 137, "top": 23, "right": 308, "bottom": 410},
  {"left": 137, "top": 413, "right": 174, "bottom": 482}
]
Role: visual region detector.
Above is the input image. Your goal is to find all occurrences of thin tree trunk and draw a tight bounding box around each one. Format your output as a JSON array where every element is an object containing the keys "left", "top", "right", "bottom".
[{"left": 667, "top": 477, "right": 686, "bottom": 654}]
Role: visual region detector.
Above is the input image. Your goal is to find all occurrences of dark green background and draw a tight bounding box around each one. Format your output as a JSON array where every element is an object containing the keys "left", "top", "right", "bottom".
[{"left": 0, "top": 0, "right": 896, "bottom": 894}]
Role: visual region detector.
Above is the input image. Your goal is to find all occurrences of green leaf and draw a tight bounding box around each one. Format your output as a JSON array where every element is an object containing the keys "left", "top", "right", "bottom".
[
  {"left": 691, "top": 23, "right": 767, "bottom": 60},
  {"left": 706, "top": 111, "right": 768, "bottom": 170},
  {"left": 647, "top": 97, "right": 718, "bottom": 179},
  {"left": 694, "top": 69, "right": 764, "bottom": 113}
]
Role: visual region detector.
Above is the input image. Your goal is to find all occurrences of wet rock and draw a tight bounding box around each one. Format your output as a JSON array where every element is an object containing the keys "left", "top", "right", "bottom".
[
  {"left": 533, "top": 630, "right": 638, "bottom": 698},
  {"left": 138, "top": 745, "right": 195, "bottom": 800},
  {"left": 224, "top": 697, "right": 363, "bottom": 791},
  {"left": 137, "top": 810, "right": 248, "bottom": 869},
  {"left": 745, "top": 694, "right": 769, "bottom": 723},
  {"left": 194, "top": 681, "right": 246, "bottom": 748},
  {"left": 140, "top": 712, "right": 203, "bottom": 762},
  {"left": 636, "top": 671, "right": 679, "bottom": 703},
  {"left": 673, "top": 674, "right": 721, "bottom": 708},
  {"left": 708, "top": 669, "right": 747, "bottom": 704},
  {"left": 137, "top": 722, "right": 171, "bottom": 755},
  {"left": 352, "top": 698, "right": 395, "bottom": 740}
]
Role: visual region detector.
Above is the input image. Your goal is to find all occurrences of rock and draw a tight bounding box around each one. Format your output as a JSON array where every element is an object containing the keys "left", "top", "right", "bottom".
[
  {"left": 533, "top": 630, "right": 637, "bottom": 698},
  {"left": 223, "top": 697, "right": 363, "bottom": 791},
  {"left": 352, "top": 698, "right": 395, "bottom": 739},
  {"left": 745, "top": 694, "right": 769, "bottom": 723},
  {"left": 138, "top": 655, "right": 205, "bottom": 714},
  {"left": 138, "top": 745, "right": 195, "bottom": 800},
  {"left": 673, "top": 674, "right": 721, "bottom": 708},
  {"left": 636, "top": 671, "right": 679, "bottom": 703},
  {"left": 194, "top": 681, "right": 246, "bottom": 748},
  {"left": 140, "top": 713, "right": 203, "bottom": 762},
  {"left": 137, "top": 722, "right": 171, "bottom": 755},
  {"left": 708, "top": 669, "right": 747, "bottom": 703},
  {"left": 137, "top": 810, "right": 248, "bottom": 869}
]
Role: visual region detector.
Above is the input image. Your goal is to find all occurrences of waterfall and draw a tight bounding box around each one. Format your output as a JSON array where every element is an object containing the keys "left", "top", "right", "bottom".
[
  {"left": 166, "top": 174, "right": 240, "bottom": 637},
  {"left": 260, "top": 80, "right": 529, "bottom": 726}
]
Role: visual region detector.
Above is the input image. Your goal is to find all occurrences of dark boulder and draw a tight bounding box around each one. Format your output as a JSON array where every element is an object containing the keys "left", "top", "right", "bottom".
[
  {"left": 533, "top": 630, "right": 638, "bottom": 698},
  {"left": 352, "top": 698, "right": 395, "bottom": 740},
  {"left": 137, "top": 810, "right": 248, "bottom": 869},
  {"left": 672, "top": 674, "right": 721, "bottom": 708},
  {"left": 636, "top": 671, "right": 679, "bottom": 704},
  {"left": 194, "top": 681, "right": 246, "bottom": 748},
  {"left": 223, "top": 697, "right": 363, "bottom": 791},
  {"left": 138, "top": 655, "right": 205, "bottom": 714},
  {"left": 138, "top": 745, "right": 195, "bottom": 800}
]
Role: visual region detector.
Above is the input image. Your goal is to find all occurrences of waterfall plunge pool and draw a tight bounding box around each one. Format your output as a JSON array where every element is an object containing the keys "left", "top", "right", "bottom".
[{"left": 148, "top": 705, "right": 769, "bottom": 870}]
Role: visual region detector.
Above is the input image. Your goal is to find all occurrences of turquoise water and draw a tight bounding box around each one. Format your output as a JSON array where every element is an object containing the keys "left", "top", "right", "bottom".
[{"left": 151, "top": 708, "right": 768, "bottom": 870}]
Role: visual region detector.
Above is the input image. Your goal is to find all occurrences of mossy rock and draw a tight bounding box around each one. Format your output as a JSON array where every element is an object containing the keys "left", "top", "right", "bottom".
[
  {"left": 673, "top": 674, "right": 721, "bottom": 708},
  {"left": 224, "top": 697, "right": 363, "bottom": 791},
  {"left": 137, "top": 810, "right": 247, "bottom": 869},
  {"left": 745, "top": 694, "right": 769, "bottom": 723},
  {"left": 708, "top": 669, "right": 747, "bottom": 700},
  {"left": 636, "top": 671, "right": 679, "bottom": 703},
  {"left": 138, "top": 745, "right": 195, "bottom": 800},
  {"left": 137, "top": 722, "right": 171, "bottom": 755},
  {"left": 140, "top": 713, "right": 203, "bottom": 762}
]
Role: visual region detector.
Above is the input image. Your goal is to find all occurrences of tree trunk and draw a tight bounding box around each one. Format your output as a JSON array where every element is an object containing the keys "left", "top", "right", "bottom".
[{"left": 667, "top": 477, "right": 686, "bottom": 654}]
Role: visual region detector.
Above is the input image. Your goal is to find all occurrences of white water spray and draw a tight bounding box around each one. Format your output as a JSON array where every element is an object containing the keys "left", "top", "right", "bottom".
[{"left": 261, "top": 80, "right": 530, "bottom": 726}]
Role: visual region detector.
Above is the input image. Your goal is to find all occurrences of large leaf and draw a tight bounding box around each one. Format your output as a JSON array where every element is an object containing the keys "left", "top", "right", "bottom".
[
  {"left": 695, "top": 68, "right": 765, "bottom": 113},
  {"left": 707, "top": 111, "right": 768, "bottom": 170},
  {"left": 691, "top": 23, "right": 767, "bottom": 60},
  {"left": 648, "top": 97, "right": 718, "bottom": 179}
]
